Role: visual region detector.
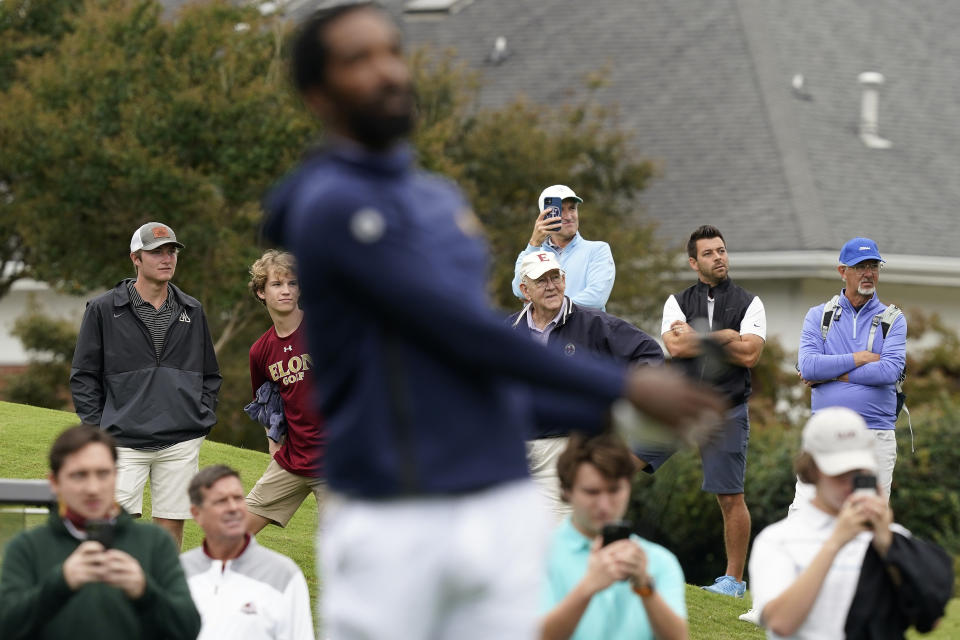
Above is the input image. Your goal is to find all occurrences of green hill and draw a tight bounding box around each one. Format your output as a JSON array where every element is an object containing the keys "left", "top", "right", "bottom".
[
  {"left": 0, "top": 401, "right": 318, "bottom": 594},
  {"left": 1, "top": 401, "right": 955, "bottom": 639}
]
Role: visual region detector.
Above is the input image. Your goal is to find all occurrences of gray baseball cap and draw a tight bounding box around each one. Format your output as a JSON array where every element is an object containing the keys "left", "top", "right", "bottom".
[{"left": 130, "top": 222, "right": 185, "bottom": 252}]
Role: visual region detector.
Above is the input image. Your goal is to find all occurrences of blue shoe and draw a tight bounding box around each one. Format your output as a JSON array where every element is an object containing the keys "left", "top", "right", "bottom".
[{"left": 701, "top": 575, "right": 746, "bottom": 598}]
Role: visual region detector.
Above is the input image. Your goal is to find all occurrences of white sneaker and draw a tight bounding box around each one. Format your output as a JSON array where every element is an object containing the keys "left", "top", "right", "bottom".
[{"left": 738, "top": 607, "right": 761, "bottom": 626}]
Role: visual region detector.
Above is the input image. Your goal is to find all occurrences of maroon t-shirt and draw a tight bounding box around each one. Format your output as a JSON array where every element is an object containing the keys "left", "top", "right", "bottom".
[{"left": 249, "top": 322, "right": 324, "bottom": 477}]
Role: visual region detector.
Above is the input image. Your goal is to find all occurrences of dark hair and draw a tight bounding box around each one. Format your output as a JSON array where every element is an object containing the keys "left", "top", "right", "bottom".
[
  {"left": 188, "top": 465, "right": 241, "bottom": 506},
  {"left": 49, "top": 424, "right": 117, "bottom": 476},
  {"left": 557, "top": 432, "right": 635, "bottom": 498},
  {"left": 686, "top": 225, "right": 725, "bottom": 259},
  {"left": 794, "top": 451, "right": 820, "bottom": 484},
  {"left": 290, "top": 2, "right": 379, "bottom": 94}
]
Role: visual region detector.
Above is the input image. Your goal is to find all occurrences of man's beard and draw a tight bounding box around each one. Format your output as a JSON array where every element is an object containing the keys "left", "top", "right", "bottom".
[
  {"left": 344, "top": 86, "right": 417, "bottom": 150},
  {"left": 857, "top": 284, "right": 875, "bottom": 296}
]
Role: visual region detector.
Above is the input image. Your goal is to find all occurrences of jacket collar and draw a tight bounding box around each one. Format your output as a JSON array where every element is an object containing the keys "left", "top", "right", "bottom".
[
  {"left": 50, "top": 507, "right": 134, "bottom": 539},
  {"left": 838, "top": 289, "right": 880, "bottom": 314},
  {"left": 327, "top": 138, "right": 414, "bottom": 176},
  {"left": 695, "top": 276, "right": 732, "bottom": 297},
  {"left": 112, "top": 278, "right": 200, "bottom": 309},
  {"left": 554, "top": 296, "right": 575, "bottom": 328},
  {"left": 511, "top": 296, "right": 574, "bottom": 329}
]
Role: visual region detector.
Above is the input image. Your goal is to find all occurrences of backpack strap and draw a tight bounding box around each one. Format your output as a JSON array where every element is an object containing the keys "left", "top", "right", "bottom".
[
  {"left": 866, "top": 304, "right": 903, "bottom": 351},
  {"left": 820, "top": 295, "right": 842, "bottom": 341}
]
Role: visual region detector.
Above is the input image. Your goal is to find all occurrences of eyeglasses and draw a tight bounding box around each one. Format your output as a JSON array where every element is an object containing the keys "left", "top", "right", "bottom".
[
  {"left": 530, "top": 273, "right": 563, "bottom": 289},
  {"left": 846, "top": 262, "right": 882, "bottom": 273}
]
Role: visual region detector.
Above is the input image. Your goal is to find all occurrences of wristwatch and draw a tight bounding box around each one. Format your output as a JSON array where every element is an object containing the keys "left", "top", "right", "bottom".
[{"left": 632, "top": 576, "right": 656, "bottom": 598}]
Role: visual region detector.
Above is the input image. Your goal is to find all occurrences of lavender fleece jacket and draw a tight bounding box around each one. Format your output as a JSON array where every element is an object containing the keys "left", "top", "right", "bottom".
[{"left": 797, "top": 290, "right": 906, "bottom": 430}]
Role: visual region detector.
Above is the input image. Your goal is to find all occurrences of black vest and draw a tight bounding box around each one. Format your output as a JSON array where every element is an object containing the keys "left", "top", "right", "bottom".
[{"left": 673, "top": 278, "right": 755, "bottom": 405}]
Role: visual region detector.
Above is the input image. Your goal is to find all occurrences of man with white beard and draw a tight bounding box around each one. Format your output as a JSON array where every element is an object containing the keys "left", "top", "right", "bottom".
[{"left": 796, "top": 237, "right": 906, "bottom": 503}]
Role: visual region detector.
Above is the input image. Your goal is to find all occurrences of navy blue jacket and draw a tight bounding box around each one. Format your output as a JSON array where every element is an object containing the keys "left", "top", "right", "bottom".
[
  {"left": 508, "top": 298, "right": 663, "bottom": 437},
  {"left": 263, "top": 143, "right": 626, "bottom": 498}
]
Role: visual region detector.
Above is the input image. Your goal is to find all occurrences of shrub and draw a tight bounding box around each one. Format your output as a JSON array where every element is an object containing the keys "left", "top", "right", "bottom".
[
  {"left": 628, "top": 413, "right": 797, "bottom": 585},
  {"left": 4, "top": 299, "right": 76, "bottom": 410}
]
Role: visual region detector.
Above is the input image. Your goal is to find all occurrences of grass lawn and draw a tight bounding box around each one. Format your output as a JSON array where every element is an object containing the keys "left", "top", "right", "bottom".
[
  {"left": 2, "top": 401, "right": 956, "bottom": 639},
  {"left": 0, "top": 401, "right": 318, "bottom": 600}
]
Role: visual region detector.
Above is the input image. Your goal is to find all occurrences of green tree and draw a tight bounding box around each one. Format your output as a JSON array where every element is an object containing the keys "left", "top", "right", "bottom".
[
  {"left": 1, "top": 0, "right": 313, "bottom": 337},
  {"left": 6, "top": 297, "right": 77, "bottom": 409},
  {"left": 1, "top": 1, "right": 674, "bottom": 446},
  {"left": 1, "top": 0, "right": 314, "bottom": 444},
  {"left": 0, "top": 0, "right": 97, "bottom": 296}
]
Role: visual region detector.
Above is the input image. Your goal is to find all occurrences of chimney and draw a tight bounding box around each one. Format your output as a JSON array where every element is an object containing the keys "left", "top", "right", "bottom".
[
  {"left": 858, "top": 72, "right": 892, "bottom": 149},
  {"left": 487, "top": 37, "right": 509, "bottom": 65}
]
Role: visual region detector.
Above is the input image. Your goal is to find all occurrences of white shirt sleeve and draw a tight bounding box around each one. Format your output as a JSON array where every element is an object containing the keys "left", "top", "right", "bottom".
[
  {"left": 661, "top": 295, "right": 686, "bottom": 336},
  {"left": 279, "top": 569, "right": 314, "bottom": 640},
  {"left": 748, "top": 527, "right": 797, "bottom": 625},
  {"left": 739, "top": 296, "right": 766, "bottom": 340}
]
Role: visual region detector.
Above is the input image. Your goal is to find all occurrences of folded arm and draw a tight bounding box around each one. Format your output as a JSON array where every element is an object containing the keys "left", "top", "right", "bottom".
[
  {"left": 797, "top": 307, "right": 857, "bottom": 381},
  {"left": 846, "top": 315, "right": 906, "bottom": 387}
]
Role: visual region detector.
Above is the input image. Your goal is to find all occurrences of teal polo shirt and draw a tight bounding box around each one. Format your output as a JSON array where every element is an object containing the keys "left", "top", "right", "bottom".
[{"left": 541, "top": 517, "right": 687, "bottom": 640}]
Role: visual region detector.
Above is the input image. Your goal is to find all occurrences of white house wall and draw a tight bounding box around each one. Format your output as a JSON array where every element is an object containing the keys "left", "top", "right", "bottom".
[
  {"left": 741, "top": 278, "right": 960, "bottom": 354},
  {"left": 0, "top": 282, "right": 86, "bottom": 366}
]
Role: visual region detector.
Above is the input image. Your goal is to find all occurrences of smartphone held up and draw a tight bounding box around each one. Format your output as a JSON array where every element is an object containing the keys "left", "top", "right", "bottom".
[
  {"left": 852, "top": 472, "right": 877, "bottom": 497},
  {"left": 543, "top": 196, "right": 563, "bottom": 233}
]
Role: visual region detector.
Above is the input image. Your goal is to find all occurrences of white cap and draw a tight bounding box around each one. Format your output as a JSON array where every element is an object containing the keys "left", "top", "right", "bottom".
[
  {"left": 801, "top": 407, "right": 878, "bottom": 476},
  {"left": 537, "top": 185, "right": 582, "bottom": 214},
  {"left": 519, "top": 251, "right": 564, "bottom": 281}
]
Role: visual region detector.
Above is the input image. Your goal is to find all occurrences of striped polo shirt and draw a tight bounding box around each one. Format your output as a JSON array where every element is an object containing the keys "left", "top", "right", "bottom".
[{"left": 127, "top": 281, "right": 179, "bottom": 360}]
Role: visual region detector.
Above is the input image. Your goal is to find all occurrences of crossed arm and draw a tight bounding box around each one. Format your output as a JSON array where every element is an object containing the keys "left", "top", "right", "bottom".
[
  {"left": 662, "top": 324, "right": 765, "bottom": 369},
  {"left": 796, "top": 308, "right": 906, "bottom": 386}
]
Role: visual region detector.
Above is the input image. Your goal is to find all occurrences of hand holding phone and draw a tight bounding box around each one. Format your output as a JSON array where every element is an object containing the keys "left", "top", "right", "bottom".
[
  {"left": 86, "top": 519, "right": 116, "bottom": 549},
  {"left": 543, "top": 196, "right": 563, "bottom": 231},
  {"left": 529, "top": 198, "right": 563, "bottom": 246},
  {"left": 601, "top": 521, "right": 632, "bottom": 547},
  {"left": 852, "top": 473, "right": 877, "bottom": 497}
]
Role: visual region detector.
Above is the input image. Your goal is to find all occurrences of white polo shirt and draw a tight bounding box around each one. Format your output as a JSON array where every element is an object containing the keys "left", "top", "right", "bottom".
[{"left": 749, "top": 500, "right": 908, "bottom": 640}]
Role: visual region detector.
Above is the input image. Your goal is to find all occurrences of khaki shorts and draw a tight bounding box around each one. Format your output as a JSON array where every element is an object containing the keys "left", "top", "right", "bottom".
[
  {"left": 526, "top": 437, "right": 572, "bottom": 523},
  {"left": 115, "top": 436, "right": 204, "bottom": 520},
  {"left": 246, "top": 459, "right": 326, "bottom": 527}
]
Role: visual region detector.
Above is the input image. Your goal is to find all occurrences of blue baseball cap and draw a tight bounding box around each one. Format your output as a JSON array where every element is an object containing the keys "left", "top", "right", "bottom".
[{"left": 839, "top": 237, "right": 883, "bottom": 266}]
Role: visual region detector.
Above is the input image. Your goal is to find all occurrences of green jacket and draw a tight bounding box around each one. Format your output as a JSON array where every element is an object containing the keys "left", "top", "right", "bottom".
[{"left": 0, "top": 510, "right": 200, "bottom": 640}]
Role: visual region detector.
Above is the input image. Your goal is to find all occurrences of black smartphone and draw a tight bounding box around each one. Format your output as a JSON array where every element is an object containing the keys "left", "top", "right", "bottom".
[
  {"left": 86, "top": 519, "right": 116, "bottom": 549},
  {"left": 544, "top": 196, "right": 562, "bottom": 220},
  {"left": 601, "top": 520, "right": 632, "bottom": 546},
  {"left": 852, "top": 473, "right": 877, "bottom": 496}
]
